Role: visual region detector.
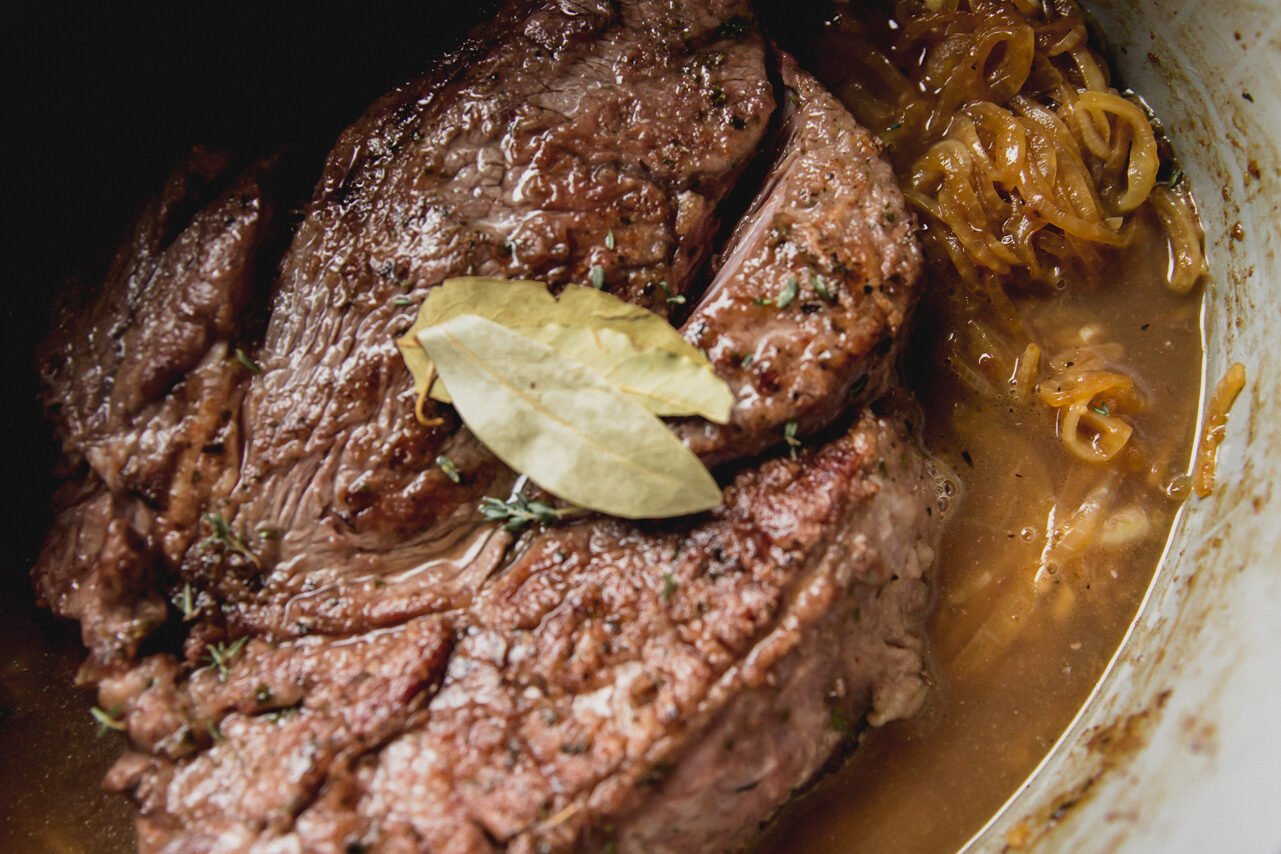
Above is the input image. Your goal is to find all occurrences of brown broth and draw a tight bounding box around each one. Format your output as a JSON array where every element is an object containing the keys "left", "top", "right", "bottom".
[
  {"left": 757, "top": 10, "right": 1206, "bottom": 852},
  {"left": 759, "top": 220, "right": 1202, "bottom": 854},
  {"left": 0, "top": 583, "right": 135, "bottom": 851}
]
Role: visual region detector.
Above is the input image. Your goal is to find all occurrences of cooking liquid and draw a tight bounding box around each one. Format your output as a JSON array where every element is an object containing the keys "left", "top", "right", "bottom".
[{"left": 758, "top": 9, "right": 1206, "bottom": 852}]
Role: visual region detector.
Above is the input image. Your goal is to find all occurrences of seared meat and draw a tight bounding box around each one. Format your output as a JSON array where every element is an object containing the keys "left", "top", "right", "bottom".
[
  {"left": 104, "top": 408, "right": 935, "bottom": 853},
  {"left": 218, "top": 0, "right": 777, "bottom": 637},
  {"left": 35, "top": 150, "right": 275, "bottom": 662},
  {"left": 676, "top": 55, "right": 921, "bottom": 465},
  {"left": 30, "top": 0, "right": 938, "bottom": 850}
]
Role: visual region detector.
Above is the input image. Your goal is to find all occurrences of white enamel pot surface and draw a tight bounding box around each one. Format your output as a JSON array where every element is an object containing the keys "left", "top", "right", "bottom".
[{"left": 965, "top": 3, "right": 1281, "bottom": 851}]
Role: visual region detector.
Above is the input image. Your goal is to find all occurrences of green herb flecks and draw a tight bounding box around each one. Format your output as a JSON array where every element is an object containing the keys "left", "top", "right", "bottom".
[
  {"left": 202, "top": 512, "right": 260, "bottom": 568},
  {"left": 234, "top": 348, "right": 262, "bottom": 375},
  {"left": 178, "top": 582, "right": 198, "bottom": 621},
  {"left": 662, "top": 573, "right": 678, "bottom": 601},
  {"left": 206, "top": 636, "right": 249, "bottom": 682},
  {"left": 393, "top": 295, "right": 414, "bottom": 306},
  {"left": 812, "top": 274, "right": 834, "bottom": 301},
  {"left": 1092, "top": 402, "right": 1111, "bottom": 416},
  {"left": 1166, "top": 166, "right": 1185, "bottom": 188},
  {"left": 658, "top": 280, "right": 686, "bottom": 306},
  {"left": 784, "top": 420, "right": 802, "bottom": 459},
  {"left": 605, "top": 231, "right": 616, "bottom": 251},
  {"left": 436, "top": 455, "right": 461, "bottom": 483},
  {"left": 479, "top": 494, "right": 570, "bottom": 533},
  {"left": 740, "top": 353, "right": 754, "bottom": 369},
  {"left": 776, "top": 275, "right": 799, "bottom": 309},
  {"left": 589, "top": 265, "right": 606, "bottom": 289},
  {"left": 91, "top": 705, "right": 126, "bottom": 736},
  {"left": 753, "top": 297, "right": 773, "bottom": 307}
]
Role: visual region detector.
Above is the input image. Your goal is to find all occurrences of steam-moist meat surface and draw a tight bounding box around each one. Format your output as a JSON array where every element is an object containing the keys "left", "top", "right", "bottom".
[
  {"left": 225, "top": 0, "right": 778, "bottom": 639},
  {"left": 35, "top": 150, "right": 276, "bottom": 662},
  {"left": 104, "top": 409, "right": 936, "bottom": 852},
  {"left": 676, "top": 54, "right": 920, "bottom": 465},
  {"left": 30, "top": 0, "right": 936, "bottom": 850}
]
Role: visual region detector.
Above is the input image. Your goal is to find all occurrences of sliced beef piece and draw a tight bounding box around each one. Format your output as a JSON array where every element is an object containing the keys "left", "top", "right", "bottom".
[
  {"left": 33, "top": 153, "right": 277, "bottom": 662},
  {"left": 208, "top": 0, "right": 776, "bottom": 638},
  {"left": 676, "top": 54, "right": 922, "bottom": 465},
  {"left": 102, "top": 614, "right": 457, "bottom": 853},
  {"left": 103, "top": 406, "right": 939, "bottom": 853},
  {"left": 32, "top": 477, "right": 167, "bottom": 664},
  {"left": 39, "top": 150, "right": 270, "bottom": 495}
]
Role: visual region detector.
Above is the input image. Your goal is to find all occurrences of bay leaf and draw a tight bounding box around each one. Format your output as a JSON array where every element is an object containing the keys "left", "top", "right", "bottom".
[
  {"left": 396, "top": 277, "right": 731, "bottom": 423},
  {"left": 417, "top": 315, "right": 722, "bottom": 519},
  {"left": 533, "top": 324, "right": 732, "bottom": 418}
]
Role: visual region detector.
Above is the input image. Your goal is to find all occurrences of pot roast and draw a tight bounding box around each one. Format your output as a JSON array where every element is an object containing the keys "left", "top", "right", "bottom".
[{"left": 32, "top": 0, "right": 940, "bottom": 850}]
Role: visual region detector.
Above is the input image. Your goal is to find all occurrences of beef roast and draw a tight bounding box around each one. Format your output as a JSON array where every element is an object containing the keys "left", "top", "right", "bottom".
[{"left": 31, "top": 0, "right": 938, "bottom": 850}]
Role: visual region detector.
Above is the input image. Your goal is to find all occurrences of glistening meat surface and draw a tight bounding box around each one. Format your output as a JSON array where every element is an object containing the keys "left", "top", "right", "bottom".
[
  {"left": 30, "top": 1, "right": 938, "bottom": 850},
  {"left": 102, "top": 408, "right": 936, "bottom": 852}
]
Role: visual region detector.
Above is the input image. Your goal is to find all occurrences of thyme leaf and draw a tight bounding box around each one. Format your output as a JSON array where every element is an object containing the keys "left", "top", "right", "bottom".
[
  {"left": 657, "top": 280, "right": 686, "bottom": 305},
  {"left": 206, "top": 636, "right": 249, "bottom": 681},
  {"left": 777, "top": 275, "right": 798, "bottom": 309},
  {"left": 178, "top": 582, "right": 198, "bottom": 621},
  {"left": 436, "top": 455, "right": 461, "bottom": 483},
  {"left": 234, "top": 348, "right": 262, "bottom": 375},
  {"left": 812, "top": 274, "right": 833, "bottom": 301},
  {"left": 91, "top": 705, "right": 126, "bottom": 736},
  {"left": 662, "top": 573, "right": 678, "bottom": 601},
  {"left": 783, "top": 420, "right": 802, "bottom": 459}
]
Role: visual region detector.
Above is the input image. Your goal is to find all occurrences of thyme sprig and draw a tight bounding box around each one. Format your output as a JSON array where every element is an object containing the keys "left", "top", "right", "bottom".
[
  {"left": 206, "top": 636, "right": 249, "bottom": 681},
  {"left": 479, "top": 494, "right": 572, "bottom": 532},
  {"left": 202, "top": 512, "right": 261, "bottom": 567}
]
